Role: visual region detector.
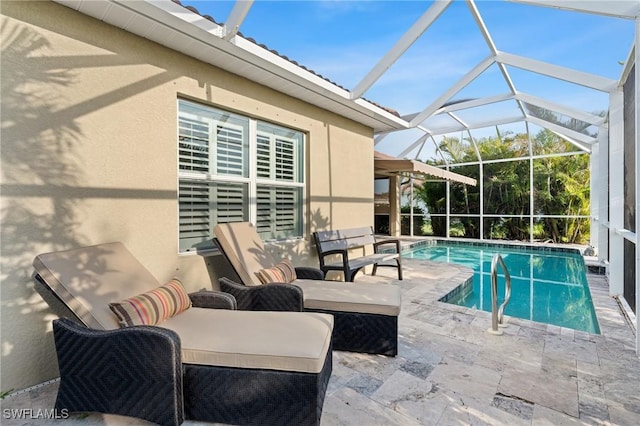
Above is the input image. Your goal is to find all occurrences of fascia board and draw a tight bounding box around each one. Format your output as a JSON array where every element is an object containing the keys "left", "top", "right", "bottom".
[
  {"left": 55, "top": 0, "right": 408, "bottom": 132},
  {"left": 158, "top": 2, "right": 409, "bottom": 131},
  {"left": 132, "top": 0, "right": 225, "bottom": 36}
]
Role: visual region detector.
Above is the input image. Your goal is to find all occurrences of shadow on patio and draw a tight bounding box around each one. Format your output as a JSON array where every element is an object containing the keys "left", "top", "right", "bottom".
[{"left": 2, "top": 257, "right": 638, "bottom": 425}]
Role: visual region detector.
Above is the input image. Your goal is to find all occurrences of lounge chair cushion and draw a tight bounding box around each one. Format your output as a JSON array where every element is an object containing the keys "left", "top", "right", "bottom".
[
  {"left": 33, "top": 242, "right": 162, "bottom": 330},
  {"left": 256, "top": 259, "right": 297, "bottom": 284},
  {"left": 109, "top": 278, "right": 192, "bottom": 327},
  {"left": 214, "top": 222, "right": 402, "bottom": 316},
  {"left": 34, "top": 242, "right": 335, "bottom": 374},
  {"left": 214, "top": 222, "right": 274, "bottom": 286},
  {"left": 296, "top": 279, "right": 401, "bottom": 316},
  {"left": 161, "top": 307, "right": 333, "bottom": 374}
]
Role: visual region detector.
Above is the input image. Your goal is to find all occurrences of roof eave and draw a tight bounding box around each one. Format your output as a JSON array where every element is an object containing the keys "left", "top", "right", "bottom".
[{"left": 52, "top": 0, "right": 408, "bottom": 133}]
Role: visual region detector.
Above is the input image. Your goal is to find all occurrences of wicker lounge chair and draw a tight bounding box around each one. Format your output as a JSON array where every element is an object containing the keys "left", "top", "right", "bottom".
[
  {"left": 33, "top": 242, "right": 333, "bottom": 426},
  {"left": 212, "top": 222, "right": 401, "bottom": 356}
]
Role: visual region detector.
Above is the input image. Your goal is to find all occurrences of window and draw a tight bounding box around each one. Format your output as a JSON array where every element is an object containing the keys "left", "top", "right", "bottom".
[{"left": 178, "top": 100, "right": 304, "bottom": 252}]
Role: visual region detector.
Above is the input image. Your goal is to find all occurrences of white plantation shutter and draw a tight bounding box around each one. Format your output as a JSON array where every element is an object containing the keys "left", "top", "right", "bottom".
[
  {"left": 275, "top": 138, "right": 296, "bottom": 181},
  {"left": 178, "top": 180, "right": 249, "bottom": 252},
  {"left": 179, "top": 117, "right": 209, "bottom": 173},
  {"left": 178, "top": 105, "right": 249, "bottom": 178},
  {"left": 215, "top": 124, "right": 246, "bottom": 177},
  {"left": 256, "top": 135, "right": 296, "bottom": 181},
  {"left": 257, "top": 135, "right": 271, "bottom": 179},
  {"left": 178, "top": 112, "right": 213, "bottom": 251},
  {"left": 178, "top": 100, "right": 304, "bottom": 251},
  {"left": 256, "top": 123, "right": 302, "bottom": 183},
  {"left": 178, "top": 180, "right": 211, "bottom": 250},
  {"left": 255, "top": 122, "right": 303, "bottom": 240},
  {"left": 213, "top": 182, "right": 248, "bottom": 223},
  {"left": 255, "top": 186, "right": 272, "bottom": 236},
  {"left": 274, "top": 187, "right": 299, "bottom": 232},
  {"left": 256, "top": 186, "right": 301, "bottom": 240}
]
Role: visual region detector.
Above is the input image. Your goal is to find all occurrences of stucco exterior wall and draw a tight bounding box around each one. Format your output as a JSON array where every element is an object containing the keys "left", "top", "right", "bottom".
[{"left": 0, "top": 1, "right": 374, "bottom": 390}]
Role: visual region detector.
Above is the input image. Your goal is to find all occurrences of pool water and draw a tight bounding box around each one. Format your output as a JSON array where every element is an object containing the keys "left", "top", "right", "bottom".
[{"left": 405, "top": 243, "right": 600, "bottom": 334}]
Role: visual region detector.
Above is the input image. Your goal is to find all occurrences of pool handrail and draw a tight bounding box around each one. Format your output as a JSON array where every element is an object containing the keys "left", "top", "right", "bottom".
[{"left": 488, "top": 253, "right": 511, "bottom": 335}]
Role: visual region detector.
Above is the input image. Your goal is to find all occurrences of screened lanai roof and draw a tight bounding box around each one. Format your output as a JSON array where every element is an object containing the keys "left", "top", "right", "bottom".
[{"left": 55, "top": 0, "right": 639, "bottom": 167}]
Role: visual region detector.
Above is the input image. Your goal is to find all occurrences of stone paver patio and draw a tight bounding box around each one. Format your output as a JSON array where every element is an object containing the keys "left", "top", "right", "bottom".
[{"left": 2, "top": 257, "right": 638, "bottom": 425}]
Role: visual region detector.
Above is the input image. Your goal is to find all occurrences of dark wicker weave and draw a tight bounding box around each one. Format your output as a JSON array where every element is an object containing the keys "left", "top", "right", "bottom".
[
  {"left": 184, "top": 344, "right": 332, "bottom": 425},
  {"left": 219, "top": 277, "right": 398, "bottom": 356},
  {"left": 306, "top": 309, "right": 398, "bottom": 356},
  {"left": 53, "top": 318, "right": 184, "bottom": 426},
  {"left": 294, "top": 266, "right": 326, "bottom": 280},
  {"left": 220, "top": 277, "right": 304, "bottom": 311},
  {"left": 38, "top": 273, "right": 332, "bottom": 425},
  {"left": 189, "top": 290, "right": 237, "bottom": 310}
]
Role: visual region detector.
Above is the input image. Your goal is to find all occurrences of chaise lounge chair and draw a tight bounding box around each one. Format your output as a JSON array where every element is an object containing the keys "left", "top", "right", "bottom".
[
  {"left": 211, "top": 222, "right": 401, "bottom": 356},
  {"left": 33, "top": 242, "right": 333, "bottom": 426}
]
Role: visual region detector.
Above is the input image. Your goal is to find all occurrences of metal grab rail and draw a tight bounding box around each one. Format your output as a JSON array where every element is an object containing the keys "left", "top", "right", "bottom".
[{"left": 488, "top": 253, "right": 511, "bottom": 335}]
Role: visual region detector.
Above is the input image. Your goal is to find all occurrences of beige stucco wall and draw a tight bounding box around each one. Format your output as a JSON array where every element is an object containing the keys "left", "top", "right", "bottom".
[{"left": 0, "top": 0, "right": 374, "bottom": 391}]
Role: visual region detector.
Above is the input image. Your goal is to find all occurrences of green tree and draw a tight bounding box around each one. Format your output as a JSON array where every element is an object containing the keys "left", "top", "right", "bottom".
[
  {"left": 417, "top": 181, "right": 447, "bottom": 236},
  {"left": 532, "top": 129, "right": 590, "bottom": 243},
  {"left": 413, "top": 129, "right": 590, "bottom": 243}
]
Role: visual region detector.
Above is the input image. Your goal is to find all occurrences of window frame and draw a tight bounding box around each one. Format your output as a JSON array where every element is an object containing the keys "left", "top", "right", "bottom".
[{"left": 177, "top": 99, "right": 306, "bottom": 254}]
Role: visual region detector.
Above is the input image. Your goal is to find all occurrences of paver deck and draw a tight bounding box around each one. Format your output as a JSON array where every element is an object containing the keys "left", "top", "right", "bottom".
[{"left": 2, "top": 258, "right": 638, "bottom": 425}]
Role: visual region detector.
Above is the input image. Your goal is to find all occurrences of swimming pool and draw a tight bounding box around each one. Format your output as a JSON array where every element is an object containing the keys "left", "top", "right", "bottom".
[{"left": 405, "top": 242, "right": 600, "bottom": 334}]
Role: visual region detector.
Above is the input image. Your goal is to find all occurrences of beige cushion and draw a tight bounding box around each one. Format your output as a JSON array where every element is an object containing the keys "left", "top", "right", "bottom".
[
  {"left": 162, "top": 308, "right": 333, "bottom": 373},
  {"left": 214, "top": 222, "right": 402, "bottom": 317},
  {"left": 296, "top": 279, "right": 401, "bottom": 316},
  {"left": 33, "top": 242, "right": 161, "bottom": 330},
  {"left": 214, "top": 222, "right": 275, "bottom": 286},
  {"left": 34, "top": 242, "right": 334, "bottom": 374}
]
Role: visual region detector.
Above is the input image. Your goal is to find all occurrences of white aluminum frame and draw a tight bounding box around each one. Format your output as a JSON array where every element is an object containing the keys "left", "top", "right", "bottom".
[{"left": 56, "top": 0, "right": 640, "bottom": 352}]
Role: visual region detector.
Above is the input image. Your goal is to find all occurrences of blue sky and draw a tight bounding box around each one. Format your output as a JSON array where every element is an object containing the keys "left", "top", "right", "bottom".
[
  {"left": 184, "top": 0, "right": 635, "bottom": 158},
  {"left": 187, "top": 0, "right": 634, "bottom": 113}
]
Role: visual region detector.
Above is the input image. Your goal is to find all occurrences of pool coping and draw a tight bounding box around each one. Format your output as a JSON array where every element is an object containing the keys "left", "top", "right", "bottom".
[
  {"left": 398, "top": 238, "right": 624, "bottom": 337},
  {"left": 398, "top": 237, "right": 584, "bottom": 255}
]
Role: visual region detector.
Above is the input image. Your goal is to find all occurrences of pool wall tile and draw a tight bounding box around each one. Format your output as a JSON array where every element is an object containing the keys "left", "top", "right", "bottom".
[{"left": 439, "top": 276, "right": 473, "bottom": 304}]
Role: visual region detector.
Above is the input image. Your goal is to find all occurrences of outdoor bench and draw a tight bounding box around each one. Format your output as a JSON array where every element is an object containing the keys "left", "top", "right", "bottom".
[{"left": 312, "top": 227, "right": 403, "bottom": 282}]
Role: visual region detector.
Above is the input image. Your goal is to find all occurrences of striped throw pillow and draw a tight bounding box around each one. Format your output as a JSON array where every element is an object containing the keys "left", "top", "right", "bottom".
[
  {"left": 256, "top": 259, "right": 297, "bottom": 284},
  {"left": 109, "top": 278, "right": 192, "bottom": 327}
]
